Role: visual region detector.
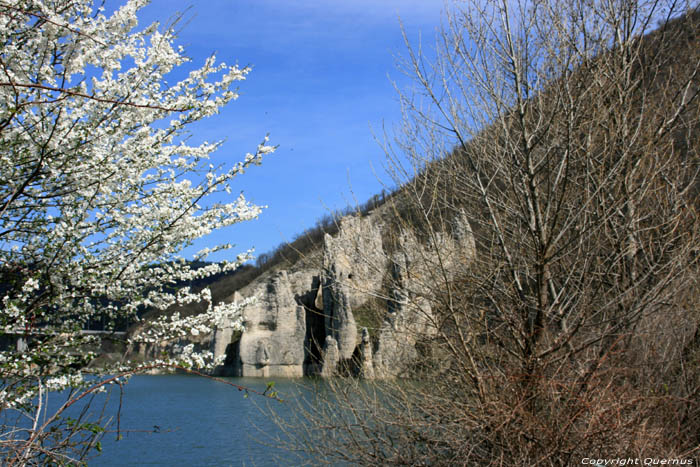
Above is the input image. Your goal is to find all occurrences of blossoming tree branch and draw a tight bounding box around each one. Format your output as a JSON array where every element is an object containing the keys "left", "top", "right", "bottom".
[{"left": 0, "top": 0, "right": 274, "bottom": 462}]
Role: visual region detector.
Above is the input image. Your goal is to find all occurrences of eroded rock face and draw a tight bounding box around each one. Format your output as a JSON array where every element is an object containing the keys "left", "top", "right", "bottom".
[
  {"left": 320, "top": 335, "right": 339, "bottom": 377},
  {"left": 235, "top": 271, "right": 306, "bottom": 377},
  {"left": 208, "top": 210, "right": 476, "bottom": 380},
  {"left": 453, "top": 209, "right": 476, "bottom": 261},
  {"left": 321, "top": 255, "right": 357, "bottom": 361},
  {"left": 211, "top": 291, "right": 242, "bottom": 372},
  {"left": 373, "top": 218, "right": 476, "bottom": 378},
  {"left": 322, "top": 215, "right": 387, "bottom": 308},
  {"left": 321, "top": 215, "right": 386, "bottom": 360},
  {"left": 358, "top": 327, "right": 375, "bottom": 379},
  {"left": 373, "top": 231, "right": 434, "bottom": 378}
]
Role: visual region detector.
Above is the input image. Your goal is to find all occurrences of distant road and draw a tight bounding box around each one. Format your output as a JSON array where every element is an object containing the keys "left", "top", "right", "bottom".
[{"left": 5, "top": 329, "right": 126, "bottom": 337}]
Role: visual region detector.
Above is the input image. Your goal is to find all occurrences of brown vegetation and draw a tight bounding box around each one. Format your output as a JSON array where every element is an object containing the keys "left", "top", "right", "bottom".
[{"left": 275, "top": 1, "right": 700, "bottom": 464}]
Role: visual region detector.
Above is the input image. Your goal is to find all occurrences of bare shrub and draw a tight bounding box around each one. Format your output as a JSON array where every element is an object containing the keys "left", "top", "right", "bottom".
[{"left": 281, "top": 1, "right": 700, "bottom": 465}]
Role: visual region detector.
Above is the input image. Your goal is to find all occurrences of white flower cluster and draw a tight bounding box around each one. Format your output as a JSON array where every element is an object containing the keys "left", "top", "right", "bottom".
[
  {"left": 0, "top": 0, "right": 274, "bottom": 458},
  {"left": 131, "top": 295, "right": 253, "bottom": 344},
  {"left": 0, "top": 333, "right": 98, "bottom": 409},
  {"left": 174, "top": 343, "right": 213, "bottom": 369},
  {"left": 44, "top": 373, "right": 85, "bottom": 392}
]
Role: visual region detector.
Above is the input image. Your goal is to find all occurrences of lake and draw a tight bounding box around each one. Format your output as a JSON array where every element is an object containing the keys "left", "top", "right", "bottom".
[{"left": 87, "top": 375, "right": 317, "bottom": 466}]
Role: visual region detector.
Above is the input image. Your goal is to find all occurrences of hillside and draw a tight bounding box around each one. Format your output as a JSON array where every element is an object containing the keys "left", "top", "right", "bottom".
[
  {"left": 127, "top": 9, "right": 699, "bottom": 384},
  {"left": 112, "top": 4, "right": 700, "bottom": 465}
]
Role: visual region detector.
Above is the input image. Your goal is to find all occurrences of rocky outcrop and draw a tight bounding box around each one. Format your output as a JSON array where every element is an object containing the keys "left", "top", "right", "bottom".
[
  {"left": 373, "top": 212, "right": 475, "bottom": 377},
  {"left": 212, "top": 291, "right": 241, "bottom": 368},
  {"left": 320, "top": 336, "right": 339, "bottom": 377},
  {"left": 208, "top": 210, "right": 476, "bottom": 379},
  {"left": 373, "top": 231, "right": 435, "bottom": 378},
  {"left": 232, "top": 271, "right": 306, "bottom": 377},
  {"left": 321, "top": 215, "right": 387, "bottom": 360},
  {"left": 321, "top": 258, "right": 356, "bottom": 361},
  {"left": 358, "top": 327, "right": 375, "bottom": 379}
]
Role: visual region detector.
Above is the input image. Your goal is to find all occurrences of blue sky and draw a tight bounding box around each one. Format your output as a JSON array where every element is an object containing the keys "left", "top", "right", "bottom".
[{"left": 135, "top": 0, "right": 445, "bottom": 263}]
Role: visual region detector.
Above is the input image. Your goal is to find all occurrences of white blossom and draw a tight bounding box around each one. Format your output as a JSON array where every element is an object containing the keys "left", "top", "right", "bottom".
[{"left": 0, "top": 0, "right": 275, "bottom": 461}]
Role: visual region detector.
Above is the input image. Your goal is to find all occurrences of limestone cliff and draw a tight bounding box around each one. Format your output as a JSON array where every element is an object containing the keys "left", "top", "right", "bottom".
[
  {"left": 321, "top": 214, "right": 386, "bottom": 360},
  {"left": 208, "top": 208, "right": 476, "bottom": 379}
]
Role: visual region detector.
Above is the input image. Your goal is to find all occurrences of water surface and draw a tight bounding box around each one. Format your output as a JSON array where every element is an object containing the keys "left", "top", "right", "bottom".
[{"left": 90, "top": 375, "right": 311, "bottom": 466}]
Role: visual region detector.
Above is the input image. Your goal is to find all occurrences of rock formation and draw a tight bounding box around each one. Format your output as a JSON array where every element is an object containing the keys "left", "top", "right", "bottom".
[
  {"left": 233, "top": 270, "right": 306, "bottom": 377},
  {"left": 358, "top": 327, "right": 375, "bottom": 379},
  {"left": 211, "top": 291, "right": 241, "bottom": 370},
  {"left": 320, "top": 336, "right": 339, "bottom": 377},
  {"left": 320, "top": 215, "right": 387, "bottom": 360},
  {"left": 321, "top": 255, "right": 357, "bottom": 361},
  {"left": 373, "top": 230, "right": 436, "bottom": 378},
  {"left": 204, "top": 210, "right": 476, "bottom": 379}
]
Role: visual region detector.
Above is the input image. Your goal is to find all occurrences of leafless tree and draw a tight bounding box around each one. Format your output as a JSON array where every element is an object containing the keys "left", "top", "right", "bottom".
[{"left": 278, "top": 1, "right": 700, "bottom": 464}]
